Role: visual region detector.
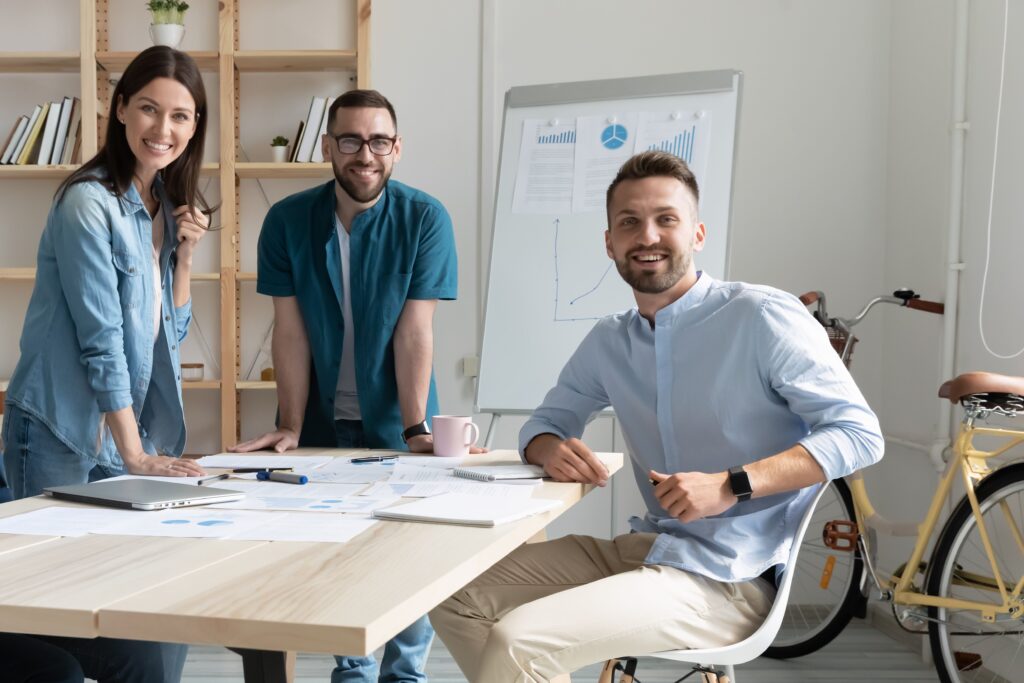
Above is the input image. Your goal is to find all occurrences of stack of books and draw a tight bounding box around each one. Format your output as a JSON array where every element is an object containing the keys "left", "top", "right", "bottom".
[
  {"left": 1, "top": 97, "right": 82, "bottom": 166},
  {"left": 286, "top": 95, "right": 337, "bottom": 163}
]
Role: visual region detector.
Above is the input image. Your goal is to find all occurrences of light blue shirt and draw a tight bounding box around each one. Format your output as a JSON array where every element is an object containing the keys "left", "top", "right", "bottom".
[
  {"left": 7, "top": 175, "right": 191, "bottom": 465},
  {"left": 520, "top": 273, "right": 883, "bottom": 583}
]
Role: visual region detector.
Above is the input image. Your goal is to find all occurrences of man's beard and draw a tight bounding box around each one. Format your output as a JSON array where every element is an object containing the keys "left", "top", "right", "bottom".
[
  {"left": 333, "top": 161, "right": 390, "bottom": 204},
  {"left": 614, "top": 247, "right": 690, "bottom": 294}
]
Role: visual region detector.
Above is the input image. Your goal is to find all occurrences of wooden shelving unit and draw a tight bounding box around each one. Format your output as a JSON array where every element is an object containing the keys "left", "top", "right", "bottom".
[{"left": 0, "top": 0, "right": 372, "bottom": 450}]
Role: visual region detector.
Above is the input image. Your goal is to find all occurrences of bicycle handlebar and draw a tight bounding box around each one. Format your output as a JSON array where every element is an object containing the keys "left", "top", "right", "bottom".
[{"left": 797, "top": 289, "right": 944, "bottom": 330}]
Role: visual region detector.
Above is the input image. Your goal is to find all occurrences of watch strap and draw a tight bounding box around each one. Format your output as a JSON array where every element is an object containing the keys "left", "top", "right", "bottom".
[{"left": 402, "top": 421, "right": 431, "bottom": 443}]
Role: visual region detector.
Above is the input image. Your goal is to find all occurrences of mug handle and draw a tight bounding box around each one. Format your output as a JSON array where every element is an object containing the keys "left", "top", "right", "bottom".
[{"left": 464, "top": 422, "right": 480, "bottom": 448}]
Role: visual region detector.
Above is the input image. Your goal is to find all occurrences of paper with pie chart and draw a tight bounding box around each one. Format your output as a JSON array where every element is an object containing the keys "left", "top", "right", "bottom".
[{"left": 571, "top": 113, "right": 639, "bottom": 214}]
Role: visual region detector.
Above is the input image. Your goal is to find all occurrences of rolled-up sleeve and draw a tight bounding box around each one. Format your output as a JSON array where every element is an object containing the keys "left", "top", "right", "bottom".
[
  {"left": 519, "top": 327, "right": 611, "bottom": 458},
  {"left": 174, "top": 298, "right": 192, "bottom": 342},
  {"left": 407, "top": 204, "right": 457, "bottom": 301},
  {"left": 759, "top": 294, "right": 884, "bottom": 479},
  {"left": 257, "top": 206, "right": 296, "bottom": 298},
  {"left": 51, "top": 184, "right": 133, "bottom": 413}
]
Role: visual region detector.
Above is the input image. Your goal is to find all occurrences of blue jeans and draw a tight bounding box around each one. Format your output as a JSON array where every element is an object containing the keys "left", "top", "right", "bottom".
[
  {"left": 2, "top": 403, "right": 125, "bottom": 499},
  {"left": 332, "top": 419, "right": 433, "bottom": 683},
  {"left": 1, "top": 403, "right": 189, "bottom": 683}
]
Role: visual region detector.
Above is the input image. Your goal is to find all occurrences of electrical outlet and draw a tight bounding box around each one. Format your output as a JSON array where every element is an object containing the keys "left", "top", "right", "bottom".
[{"left": 462, "top": 355, "right": 480, "bottom": 378}]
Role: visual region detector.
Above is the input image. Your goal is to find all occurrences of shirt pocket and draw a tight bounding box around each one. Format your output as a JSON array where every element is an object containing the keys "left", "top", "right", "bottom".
[{"left": 111, "top": 248, "right": 144, "bottom": 312}]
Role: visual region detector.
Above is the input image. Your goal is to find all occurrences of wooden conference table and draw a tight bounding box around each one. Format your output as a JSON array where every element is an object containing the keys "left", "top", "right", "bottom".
[{"left": 0, "top": 449, "right": 622, "bottom": 682}]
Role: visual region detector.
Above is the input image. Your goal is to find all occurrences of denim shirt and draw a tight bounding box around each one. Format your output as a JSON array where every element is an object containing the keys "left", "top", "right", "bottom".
[
  {"left": 6, "top": 175, "right": 191, "bottom": 465},
  {"left": 520, "top": 273, "right": 883, "bottom": 583}
]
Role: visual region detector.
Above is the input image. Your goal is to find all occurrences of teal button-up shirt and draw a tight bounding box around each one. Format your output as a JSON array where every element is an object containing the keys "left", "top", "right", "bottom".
[
  {"left": 257, "top": 180, "right": 458, "bottom": 449},
  {"left": 7, "top": 175, "right": 191, "bottom": 465}
]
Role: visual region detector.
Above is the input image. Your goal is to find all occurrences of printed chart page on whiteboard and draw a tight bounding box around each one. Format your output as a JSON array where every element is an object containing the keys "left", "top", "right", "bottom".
[{"left": 478, "top": 70, "right": 742, "bottom": 413}]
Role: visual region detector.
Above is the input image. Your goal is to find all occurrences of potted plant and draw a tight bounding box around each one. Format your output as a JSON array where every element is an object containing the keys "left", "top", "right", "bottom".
[
  {"left": 147, "top": 1, "right": 189, "bottom": 49},
  {"left": 271, "top": 136, "right": 290, "bottom": 163}
]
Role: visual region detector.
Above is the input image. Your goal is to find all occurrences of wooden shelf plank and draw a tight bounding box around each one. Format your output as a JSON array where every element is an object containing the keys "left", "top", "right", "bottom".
[
  {"left": 190, "top": 270, "right": 220, "bottom": 282},
  {"left": 234, "top": 50, "right": 357, "bottom": 72},
  {"left": 237, "top": 272, "right": 257, "bottom": 281},
  {"left": 236, "top": 381, "right": 276, "bottom": 390},
  {"left": 0, "top": 52, "right": 80, "bottom": 73},
  {"left": 96, "top": 51, "right": 219, "bottom": 72},
  {"left": 0, "top": 268, "right": 36, "bottom": 281},
  {"left": 0, "top": 165, "right": 79, "bottom": 179},
  {"left": 182, "top": 381, "right": 221, "bottom": 390},
  {"left": 201, "top": 162, "right": 219, "bottom": 176},
  {"left": 235, "top": 162, "right": 333, "bottom": 179}
]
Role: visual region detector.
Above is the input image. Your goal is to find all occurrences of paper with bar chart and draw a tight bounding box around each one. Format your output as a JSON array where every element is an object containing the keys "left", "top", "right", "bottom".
[
  {"left": 512, "top": 119, "right": 576, "bottom": 214},
  {"left": 634, "top": 110, "right": 711, "bottom": 193}
]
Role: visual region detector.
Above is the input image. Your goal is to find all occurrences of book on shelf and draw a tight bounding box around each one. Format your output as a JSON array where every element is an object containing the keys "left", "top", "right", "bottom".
[
  {"left": 17, "top": 102, "right": 49, "bottom": 165},
  {"left": 60, "top": 99, "right": 82, "bottom": 165},
  {"left": 294, "top": 96, "right": 327, "bottom": 163},
  {"left": 1, "top": 116, "right": 29, "bottom": 165},
  {"left": 309, "top": 96, "right": 337, "bottom": 163},
  {"left": 50, "top": 96, "right": 76, "bottom": 165},
  {"left": 10, "top": 104, "right": 42, "bottom": 166},
  {"left": 288, "top": 119, "right": 305, "bottom": 163},
  {"left": 36, "top": 99, "right": 63, "bottom": 166},
  {"left": 62, "top": 117, "right": 82, "bottom": 165}
]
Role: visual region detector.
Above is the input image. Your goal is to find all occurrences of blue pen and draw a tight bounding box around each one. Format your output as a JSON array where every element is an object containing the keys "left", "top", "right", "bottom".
[{"left": 257, "top": 470, "right": 308, "bottom": 485}]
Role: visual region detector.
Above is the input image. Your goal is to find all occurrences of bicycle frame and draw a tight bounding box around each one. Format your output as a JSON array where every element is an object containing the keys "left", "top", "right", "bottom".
[{"left": 848, "top": 413, "right": 1024, "bottom": 620}]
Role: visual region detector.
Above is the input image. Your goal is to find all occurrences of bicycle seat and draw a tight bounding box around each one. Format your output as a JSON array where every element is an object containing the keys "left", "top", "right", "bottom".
[{"left": 938, "top": 372, "right": 1024, "bottom": 406}]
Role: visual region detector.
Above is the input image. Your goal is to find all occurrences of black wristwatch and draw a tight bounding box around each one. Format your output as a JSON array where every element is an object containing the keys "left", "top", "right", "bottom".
[
  {"left": 728, "top": 465, "right": 753, "bottom": 502},
  {"left": 401, "top": 421, "right": 431, "bottom": 443}
]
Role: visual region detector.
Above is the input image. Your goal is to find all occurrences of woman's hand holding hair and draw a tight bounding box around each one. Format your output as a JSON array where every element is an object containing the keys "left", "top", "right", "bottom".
[{"left": 172, "top": 204, "right": 208, "bottom": 265}]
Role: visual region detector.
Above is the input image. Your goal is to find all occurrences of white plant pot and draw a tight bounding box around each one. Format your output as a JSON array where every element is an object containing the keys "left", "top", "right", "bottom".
[
  {"left": 149, "top": 23, "right": 185, "bottom": 49},
  {"left": 271, "top": 146, "right": 289, "bottom": 163}
]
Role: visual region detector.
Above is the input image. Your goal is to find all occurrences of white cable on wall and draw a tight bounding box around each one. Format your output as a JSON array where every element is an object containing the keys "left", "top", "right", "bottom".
[{"left": 978, "top": 0, "right": 1024, "bottom": 359}]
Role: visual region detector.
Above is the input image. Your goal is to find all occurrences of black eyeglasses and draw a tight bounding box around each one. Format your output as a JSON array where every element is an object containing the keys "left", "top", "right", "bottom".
[{"left": 330, "top": 135, "right": 398, "bottom": 156}]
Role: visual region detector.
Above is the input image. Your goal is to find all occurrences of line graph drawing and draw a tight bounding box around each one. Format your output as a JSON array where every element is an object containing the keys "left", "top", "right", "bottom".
[{"left": 552, "top": 218, "right": 633, "bottom": 322}]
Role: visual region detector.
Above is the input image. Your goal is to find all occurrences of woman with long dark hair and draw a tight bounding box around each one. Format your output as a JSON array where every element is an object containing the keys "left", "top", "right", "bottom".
[{"left": 1, "top": 45, "right": 213, "bottom": 682}]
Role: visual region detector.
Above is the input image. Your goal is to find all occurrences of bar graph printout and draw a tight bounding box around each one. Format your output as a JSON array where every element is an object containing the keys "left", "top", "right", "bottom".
[
  {"left": 634, "top": 110, "right": 712, "bottom": 194},
  {"left": 512, "top": 119, "right": 576, "bottom": 214}
]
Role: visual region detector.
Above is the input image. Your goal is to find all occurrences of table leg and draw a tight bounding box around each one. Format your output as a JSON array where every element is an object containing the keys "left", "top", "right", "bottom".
[{"left": 229, "top": 647, "right": 295, "bottom": 683}]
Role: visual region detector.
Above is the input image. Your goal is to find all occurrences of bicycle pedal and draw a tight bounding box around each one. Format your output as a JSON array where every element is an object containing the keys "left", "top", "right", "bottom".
[
  {"left": 955, "top": 651, "right": 982, "bottom": 671},
  {"left": 823, "top": 519, "right": 858, "bottom": 551}
]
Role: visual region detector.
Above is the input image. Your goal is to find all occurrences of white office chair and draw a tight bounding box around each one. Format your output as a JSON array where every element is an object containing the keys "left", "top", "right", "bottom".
[{"left": 597, "top": 484, "right": 830, "bottom": 683}]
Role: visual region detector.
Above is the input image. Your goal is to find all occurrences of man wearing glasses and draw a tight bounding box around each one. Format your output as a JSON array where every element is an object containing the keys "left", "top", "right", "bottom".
[{"left": 232, "top": 89, "right": 456, "bottom": 682}]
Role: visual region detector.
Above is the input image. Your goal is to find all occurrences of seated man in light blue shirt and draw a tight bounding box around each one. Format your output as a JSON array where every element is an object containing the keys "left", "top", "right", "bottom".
[{"left": 430, "top": 151, "right": 884, "bottom": 683}]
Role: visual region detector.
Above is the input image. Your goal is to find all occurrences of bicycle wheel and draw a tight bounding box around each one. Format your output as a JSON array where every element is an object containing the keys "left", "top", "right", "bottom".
[
  {"left": 927, "top": 463, "right": 1024, "bottom": 683},
  {"left": 765, "top": 478, "right": 865, "bottom": 659}
]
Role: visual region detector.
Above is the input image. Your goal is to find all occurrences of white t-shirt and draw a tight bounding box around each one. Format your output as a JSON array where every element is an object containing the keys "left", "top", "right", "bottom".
[
  {"left": 151, "top": 206, "right": 164, "bottom": 338},
  {"left": 333, "top": 215, "right": 361, "bottom": 420}
]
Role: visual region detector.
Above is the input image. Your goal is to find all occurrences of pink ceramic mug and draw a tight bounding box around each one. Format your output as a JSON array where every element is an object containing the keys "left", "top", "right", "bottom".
[{"left": 432, "top": 415, "right": 480, "bottom": 457}]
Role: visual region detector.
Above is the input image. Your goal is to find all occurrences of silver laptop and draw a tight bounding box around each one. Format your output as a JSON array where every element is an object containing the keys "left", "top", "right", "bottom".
[{"left": 44, "top": 479, "right": 245, "bottom": 511}]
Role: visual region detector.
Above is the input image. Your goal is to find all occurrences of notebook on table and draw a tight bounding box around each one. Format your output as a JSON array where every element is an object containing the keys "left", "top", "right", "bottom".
[
  {"left": 373, "top": 493, "right": 562, "bottom": 527},
  {"left": 451, "top": 464, "right": 547, "bottom": 482},
  {"left": 44, "top": 479, "right": 244, "bottom": 511}
]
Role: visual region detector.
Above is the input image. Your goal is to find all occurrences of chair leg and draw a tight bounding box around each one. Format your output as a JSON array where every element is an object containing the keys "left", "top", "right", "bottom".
[{"left": 597, "top": 660, "right": 617, "bottom": 683}]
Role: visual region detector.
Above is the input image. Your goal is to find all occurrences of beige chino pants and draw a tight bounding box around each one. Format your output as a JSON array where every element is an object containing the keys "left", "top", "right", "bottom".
[{"left": 430, "top": 533, "right": 773, "bottom": 683}]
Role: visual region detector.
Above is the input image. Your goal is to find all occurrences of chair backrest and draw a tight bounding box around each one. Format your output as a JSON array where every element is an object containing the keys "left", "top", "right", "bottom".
[{"left": 653, "top": 482, "right": 829, "bottom": 665}]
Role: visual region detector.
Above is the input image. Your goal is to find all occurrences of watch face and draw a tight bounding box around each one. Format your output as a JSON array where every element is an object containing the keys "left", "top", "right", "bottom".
[{"left": 729, "top": 466, "right": 752, "bottom": 499}]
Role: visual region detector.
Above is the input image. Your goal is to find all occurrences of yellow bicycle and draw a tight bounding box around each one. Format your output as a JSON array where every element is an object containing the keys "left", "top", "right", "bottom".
[{"left": 767, "top": 289, "right": 1024, "bottom": 683}]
